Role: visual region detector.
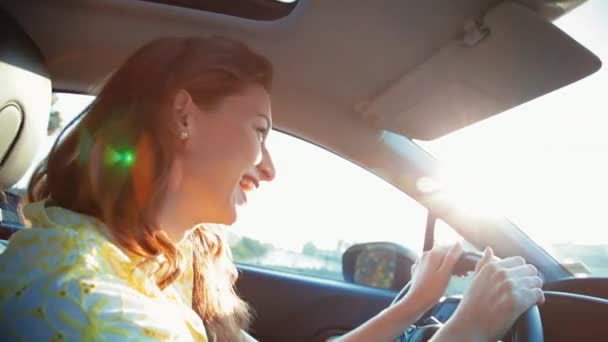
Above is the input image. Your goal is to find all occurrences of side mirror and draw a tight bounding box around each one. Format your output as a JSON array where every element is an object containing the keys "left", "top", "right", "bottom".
[{"left": 342, "top": 242, "right": 418, "bottom": 291}]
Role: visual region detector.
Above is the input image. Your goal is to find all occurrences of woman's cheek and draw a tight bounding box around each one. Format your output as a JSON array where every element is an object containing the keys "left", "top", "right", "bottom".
[
  {"left": 253, "top": 145, "right": 264, "bottom": 165},
  {"left": 244, "top": 130, "right": 264, "bottom": 165}
]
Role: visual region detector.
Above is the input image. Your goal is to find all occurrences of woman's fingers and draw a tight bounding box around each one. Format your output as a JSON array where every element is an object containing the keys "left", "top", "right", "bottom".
[
  {"left": 506, "top": 264, "right": 539, "bottom": 278},
  {"left": 406, "top": 244, "right": 469, "bottom": 311},
  {"left": 475, "top": 247, "right": 494, "bottom": 273},
  {"left": 496, "top": 256, "right": 527, "bottom": 268},
  {"left": 516, "top": 276, "right": 545, "bottom": 308},
  {"left": 417, "top": 245, "right": 449, "bottom": 271},
  {"left": 516, "top": 287, "right": 546, "bottom": 315},
  {"left": 427, "top": 245, "right": 450, "bottom": 266},
  {"left": 438, "top": 243, "right": 463, "bottom": 273},
  {"left": 517, "top": 275, "right": 543, "bottom": 289},
  {"left": 530, "top": 287, "right": 546, "bottom": 305},
  {"left": 419, "top": 243, "right": 464, "bottom": 273}
]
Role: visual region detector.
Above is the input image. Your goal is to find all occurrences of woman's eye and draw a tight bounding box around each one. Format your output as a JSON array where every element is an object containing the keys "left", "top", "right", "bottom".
[{"left": 256, "top": 127, "right": 267, "bottom": 141}]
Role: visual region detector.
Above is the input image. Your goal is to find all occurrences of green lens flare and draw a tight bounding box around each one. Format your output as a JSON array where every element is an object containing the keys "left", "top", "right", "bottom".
[
  {"left": 121, "top": 150, "right": 135, "bottom": 166},
  {"left": 105, "top": 146, "right": 135, "bottom": 168}
]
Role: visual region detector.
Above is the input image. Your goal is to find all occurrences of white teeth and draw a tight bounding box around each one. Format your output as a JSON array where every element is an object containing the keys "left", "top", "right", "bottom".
[{"left": 240, "top": 177, "right": 255, "bottom": 191}]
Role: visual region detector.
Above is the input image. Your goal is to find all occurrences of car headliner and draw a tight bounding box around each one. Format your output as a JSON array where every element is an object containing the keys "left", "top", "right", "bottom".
[{"left": 3, "top": 0, "right": 592, "bottom": 137}]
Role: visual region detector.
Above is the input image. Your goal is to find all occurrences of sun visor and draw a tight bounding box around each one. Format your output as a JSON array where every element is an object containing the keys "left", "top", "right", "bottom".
[{"left": 362, "top": 2, "right": 601, "bottom": 140}]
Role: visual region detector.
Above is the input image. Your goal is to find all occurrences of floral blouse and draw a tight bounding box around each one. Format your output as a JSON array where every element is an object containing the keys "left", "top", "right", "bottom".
[{"left": 0, "top": 201, "right": 207, "bottom": 341}]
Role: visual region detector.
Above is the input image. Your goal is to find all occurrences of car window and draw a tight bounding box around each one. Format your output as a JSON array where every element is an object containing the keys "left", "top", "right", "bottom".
[
  {"left": 226, "top": 130, "right": 474, "bottom": 295},
  {"left": 225, "top": 130, "right": 427, "bottom": 282},
  {"left": 18, "top": 92, "right": 473, "bottom": 296}
]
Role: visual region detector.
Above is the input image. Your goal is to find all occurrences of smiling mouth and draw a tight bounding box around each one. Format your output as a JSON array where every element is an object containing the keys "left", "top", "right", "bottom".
[{"left": 239, "top": 175, "right": 259, "bottom": 193}]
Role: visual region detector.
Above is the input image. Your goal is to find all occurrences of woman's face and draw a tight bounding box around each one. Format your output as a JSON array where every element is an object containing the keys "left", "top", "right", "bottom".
[{"left": 170, "top": 84, "right": 275, "bottom": 228}]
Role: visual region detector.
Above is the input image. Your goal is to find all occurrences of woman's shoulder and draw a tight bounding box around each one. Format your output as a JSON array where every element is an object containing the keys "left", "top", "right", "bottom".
[
  {"left": 0, "top": 202, "right": 135, "bottom": 293},
  {"left": 0, "top": 203, "right": 204, "bottom": 340},
  {"left": 0, "top": 253, "right": 198, "bottom": 341}
]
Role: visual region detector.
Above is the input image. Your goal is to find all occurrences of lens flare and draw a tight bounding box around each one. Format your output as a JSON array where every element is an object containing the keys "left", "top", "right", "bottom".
[{"left": 105, "top": 146, "right": 136, "bottom": 168}]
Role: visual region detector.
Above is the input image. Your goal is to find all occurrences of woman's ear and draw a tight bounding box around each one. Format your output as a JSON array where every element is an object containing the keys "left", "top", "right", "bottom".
[{"left": 172, "top": 89, "right": 194, "bottom": 134}]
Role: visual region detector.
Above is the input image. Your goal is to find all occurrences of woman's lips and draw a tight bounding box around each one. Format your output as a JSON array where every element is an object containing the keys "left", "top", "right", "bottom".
[
  {"left": 239, "top": 175, "right": 259, "bottom": 193},
  {"left": 235, "top": 175, "right": 258, "bottom": 206}
]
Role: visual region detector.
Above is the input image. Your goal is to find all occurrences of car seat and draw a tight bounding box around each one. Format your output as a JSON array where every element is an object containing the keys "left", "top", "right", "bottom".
[{"left": 0, "top": 7, "right": 52, "bottom": 251}]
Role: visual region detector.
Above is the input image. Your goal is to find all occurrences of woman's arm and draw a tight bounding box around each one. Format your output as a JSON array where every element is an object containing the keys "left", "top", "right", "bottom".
[
  {"left": 335, "top": 244, "right": 464, "bottom": 342},
  {"left": 335, "top": 246, "right": 544, "bottom": 342},
  {"left": 333, "top": 294, "right": 429, "bottom": 342}
]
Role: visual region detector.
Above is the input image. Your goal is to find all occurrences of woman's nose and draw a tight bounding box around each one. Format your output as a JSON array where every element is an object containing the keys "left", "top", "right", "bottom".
[{"left": 257, "top": 148, "right": 275, "bottom": 182}]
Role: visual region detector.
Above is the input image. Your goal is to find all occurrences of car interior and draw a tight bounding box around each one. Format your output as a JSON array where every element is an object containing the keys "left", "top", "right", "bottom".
[
  {"left": 1, "top": 0, "right": 607, "bottom": 341},
  {"left": 0, "top": 6, "right": 51, "bottom": 242}
]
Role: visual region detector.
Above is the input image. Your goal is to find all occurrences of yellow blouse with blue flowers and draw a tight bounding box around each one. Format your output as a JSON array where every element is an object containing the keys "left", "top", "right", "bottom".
[{"left": 0, "top": 201, "right": 208, "bottom": 341}]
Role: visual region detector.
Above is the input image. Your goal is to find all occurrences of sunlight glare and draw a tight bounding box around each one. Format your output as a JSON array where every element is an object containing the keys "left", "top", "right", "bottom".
[{"left": 419, "top": 0, "right": 608, "bottom": 254}]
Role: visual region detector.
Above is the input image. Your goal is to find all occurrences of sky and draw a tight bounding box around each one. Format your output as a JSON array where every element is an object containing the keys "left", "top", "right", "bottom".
[{"left": 17, "top": 0, "right": 608, "bottom": 262}]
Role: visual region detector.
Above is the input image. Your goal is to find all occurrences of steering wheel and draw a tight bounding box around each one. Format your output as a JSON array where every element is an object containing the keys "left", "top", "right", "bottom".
[{"left": 393, "top": 252, "right": 544, "bottom": 342}]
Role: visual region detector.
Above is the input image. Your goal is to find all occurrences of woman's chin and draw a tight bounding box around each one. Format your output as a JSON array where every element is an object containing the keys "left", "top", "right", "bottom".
[
  {"left": 219, "top": 200, "right": 239, "bottom": 226},
  {"left": 224, "top": 210, "right": 238, "bottom": 226},
  {"left": 196, "top": 202, "right": 237, "bottom": 226}
]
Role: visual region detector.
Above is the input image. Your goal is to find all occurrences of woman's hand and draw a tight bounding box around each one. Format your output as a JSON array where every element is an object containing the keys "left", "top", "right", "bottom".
[
  {"left": 397, "top": 243, "right": 464, "bottom": 316},
  {"left": 434, "top": 247, "right": 545, "bottom": 342},
  {"left": 336, "top": 243, "right": 464, "bottom": 342}
]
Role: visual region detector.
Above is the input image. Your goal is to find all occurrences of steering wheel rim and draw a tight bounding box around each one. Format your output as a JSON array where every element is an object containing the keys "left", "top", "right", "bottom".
[
  {"left": 511, "top": 305, "right": 544, "bottom": 342},
  {"left": 393, "top": 282, "right": 544, "bottom": 342},
  {"left": 394, "top": 282, "right": 544, "bottom": 342}
]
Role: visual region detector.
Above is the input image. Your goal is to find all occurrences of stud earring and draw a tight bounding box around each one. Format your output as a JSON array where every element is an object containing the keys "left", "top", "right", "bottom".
[{"left": 179, "top": 131, "right": 189, "bottom": 140}]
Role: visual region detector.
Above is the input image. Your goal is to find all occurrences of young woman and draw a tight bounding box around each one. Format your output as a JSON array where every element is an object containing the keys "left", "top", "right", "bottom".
[{"left": 0, "top": 36, "right": 543, "bottom": 341}]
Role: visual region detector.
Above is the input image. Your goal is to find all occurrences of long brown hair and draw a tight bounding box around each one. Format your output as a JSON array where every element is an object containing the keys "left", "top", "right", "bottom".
[{"left": 28, "top": 36, "right": 272, "bottom": 340}]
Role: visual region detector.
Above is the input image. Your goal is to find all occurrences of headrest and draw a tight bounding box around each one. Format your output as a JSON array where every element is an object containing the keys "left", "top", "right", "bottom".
[{"left": 0, "top": 8, "right": 51, "bottom": 189}]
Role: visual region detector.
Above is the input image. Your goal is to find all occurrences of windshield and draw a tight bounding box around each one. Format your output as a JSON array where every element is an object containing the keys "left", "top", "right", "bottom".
[{"left": 418, "top": 0, "right": 608, "bottom": 277}]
